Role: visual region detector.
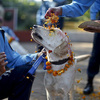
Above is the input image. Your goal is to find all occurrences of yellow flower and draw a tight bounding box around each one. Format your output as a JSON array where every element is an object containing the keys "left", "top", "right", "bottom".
[
  {"left": 77, "top": 68, "right": 81, "bottom": 73},
  {"left": 77, "top": 80, "right": 80, "bottom": 83}
]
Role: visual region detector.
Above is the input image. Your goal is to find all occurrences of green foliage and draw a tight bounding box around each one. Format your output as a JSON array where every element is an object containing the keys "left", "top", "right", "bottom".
[{"left": 2, "top": 0, "right": 40, "bottom": 30}]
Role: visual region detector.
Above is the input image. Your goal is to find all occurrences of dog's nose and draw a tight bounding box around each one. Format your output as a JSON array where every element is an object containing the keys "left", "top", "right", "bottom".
[{"left": 33, "top": 25, "right": 37, "bottom": 28}]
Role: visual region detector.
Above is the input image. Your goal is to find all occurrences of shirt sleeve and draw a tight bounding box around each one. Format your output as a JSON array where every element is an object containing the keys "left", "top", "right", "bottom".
[
  {"left": 53, "top": 0, "right": 66, "bottom": 4},
  {"left": 0, "top": 30, "right": 38, "bottom": 69},
  {"left": 90, "top": 0, "right": 100, "bottom": 20},
  {"left": 61, "top": 0, "right": 96, "bottom": 17},
  {"left": 2, "top": 26, "right": 19, "bottom": 41}
]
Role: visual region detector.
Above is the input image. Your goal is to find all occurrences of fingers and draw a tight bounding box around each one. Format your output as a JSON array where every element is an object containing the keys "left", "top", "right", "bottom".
[
  {"left": 94, "top": 20, "right": 100, "bottom": 24},
  {"left": 0, "top": 52, "right": 6, "bottom": 59},
  {"left": 84, "top": 26, "right": 100, "bottom": 33},
  {"left": 41, "top": 48, "right": 47, "bottom": 55},
  {"left": 45, "top": 7, "right": 62, "bottom": 19},
  {"left": 0, "top": 52, "right": 8, "bottom": 69},
  {"left": 0, "top": 52, "right": 7, "bottom": 63},
  {"left": 0, "top": 61, "right": 8, "bottom": 67},
  {"left": 45, "top": 8, "right": 54, "bottom": 18}
]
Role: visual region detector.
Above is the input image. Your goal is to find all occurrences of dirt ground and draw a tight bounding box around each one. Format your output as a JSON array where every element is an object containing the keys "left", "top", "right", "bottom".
[{"left": 4, "top": 42, "right": 100, "bottom": 100}]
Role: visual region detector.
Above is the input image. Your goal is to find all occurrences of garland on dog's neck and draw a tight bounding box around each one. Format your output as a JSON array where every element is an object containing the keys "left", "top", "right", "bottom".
[
  {"left": 45, "top": 51, "right": 75, "bottom": 76},
  {"left": 50, "top": 57, "right": 70, "bottom": 65}
]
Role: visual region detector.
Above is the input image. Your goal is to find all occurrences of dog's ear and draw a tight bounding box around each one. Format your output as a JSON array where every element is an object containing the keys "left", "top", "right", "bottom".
[{"left": 54, "top": 41, "right": 68, "bottom": 57}]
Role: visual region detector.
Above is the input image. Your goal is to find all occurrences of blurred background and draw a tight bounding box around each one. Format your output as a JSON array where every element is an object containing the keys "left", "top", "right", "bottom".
[
  {"left": 2, "top": 0, "right": 90, "bottom": 30},
  {"left": 2, "top": 0, "right": 90, "bottom": 36}
]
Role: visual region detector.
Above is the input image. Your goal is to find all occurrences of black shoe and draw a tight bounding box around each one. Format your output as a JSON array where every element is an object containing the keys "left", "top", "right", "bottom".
[{"left": 83, "top": 83, "right": 93, "bottom": 95}]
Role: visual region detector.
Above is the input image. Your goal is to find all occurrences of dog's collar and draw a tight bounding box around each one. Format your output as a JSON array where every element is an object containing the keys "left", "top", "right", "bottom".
[{"left": 50, "top": 57, "right": 70, "bottom": 65}]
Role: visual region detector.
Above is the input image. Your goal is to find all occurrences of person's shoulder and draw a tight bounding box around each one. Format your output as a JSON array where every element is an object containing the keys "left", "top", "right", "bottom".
[{"left": 1, "top": 26, "right": 10, "bottom": 31}]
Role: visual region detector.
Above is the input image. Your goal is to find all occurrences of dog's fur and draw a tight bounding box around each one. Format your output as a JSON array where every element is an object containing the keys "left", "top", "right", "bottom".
[{"left": 31, "top": 25, "right": 90, "bottom": 100}]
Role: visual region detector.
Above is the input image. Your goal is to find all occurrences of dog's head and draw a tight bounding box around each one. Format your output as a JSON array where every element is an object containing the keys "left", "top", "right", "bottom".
[{"left": 31, "top": 25, "right": 71, "bottom": 57}]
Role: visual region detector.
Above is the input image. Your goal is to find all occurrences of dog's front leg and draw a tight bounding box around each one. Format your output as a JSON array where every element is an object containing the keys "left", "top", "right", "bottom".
[
  {"left": 45, "top": 88, "right": 56, "bottom": 100},
  {"left": 68, "top": 85, "right": 74, "bottom": 100}
]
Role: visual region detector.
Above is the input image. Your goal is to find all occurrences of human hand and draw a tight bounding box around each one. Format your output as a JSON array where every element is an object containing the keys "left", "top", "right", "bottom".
[
  {"left": 84, "top": 20, "right": 100, "bottom": 33},
  {"left": 37, "top": 48, "right": 46, "bottom": 59},
  {"left": 45, "top": 7, "right": 62, "bottom": 18},
  {"left": 0, "top": 52, "right": 8, "bottom": 76}
]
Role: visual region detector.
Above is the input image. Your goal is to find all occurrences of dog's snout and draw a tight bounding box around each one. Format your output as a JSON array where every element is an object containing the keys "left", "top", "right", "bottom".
[{"left": 33, "top": 25, "right": 38, "bottom": 28}]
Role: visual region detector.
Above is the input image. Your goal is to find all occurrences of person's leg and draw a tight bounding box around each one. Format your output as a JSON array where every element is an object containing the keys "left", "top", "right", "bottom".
[
  {"left": 83, "top": 33, "right": 100, "bottom": 94},
  {"left": 0, "top": 65, "right": 35, "bottom": 100},
  {"left": 0, "top": 71, "right": 13, "bottom": 99}
]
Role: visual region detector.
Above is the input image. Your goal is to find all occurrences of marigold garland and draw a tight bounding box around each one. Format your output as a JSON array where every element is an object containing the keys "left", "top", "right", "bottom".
[{"left": 45, "top": 52, "right": 75, "bottom": 76}]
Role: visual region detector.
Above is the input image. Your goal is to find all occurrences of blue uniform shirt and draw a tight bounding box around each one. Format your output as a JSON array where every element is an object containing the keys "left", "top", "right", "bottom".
[
  {"left": 90, "top": 0, "right": 100, "bottom": 20},
  {"left": 1, "top": 26, "right": 19, "bottom": 41},
  {"left": 0, "top": 30, "right": 38, "bottom": 69},
  {"left": 61, "top": 0, "right": 96, "bottom": 17}
]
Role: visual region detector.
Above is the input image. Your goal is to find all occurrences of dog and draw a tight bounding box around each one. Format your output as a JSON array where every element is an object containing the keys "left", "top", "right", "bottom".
[{"left": 31, "top": 25, "right": 90, "bottom": 100}]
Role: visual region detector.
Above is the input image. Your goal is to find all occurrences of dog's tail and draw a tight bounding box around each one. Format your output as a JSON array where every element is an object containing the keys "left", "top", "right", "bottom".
[{"left": 74, "top": 54, "right": 91, "bottom": 62}]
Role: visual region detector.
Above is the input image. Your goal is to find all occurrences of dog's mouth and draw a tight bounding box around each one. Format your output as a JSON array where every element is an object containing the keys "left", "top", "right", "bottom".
[{"left": 33, "top": 32, "right": 43, "bottom": 40}]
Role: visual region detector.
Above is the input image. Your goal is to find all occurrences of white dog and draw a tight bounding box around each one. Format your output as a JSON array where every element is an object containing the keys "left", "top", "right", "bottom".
[{"left": 31, "top": 25, "right": 90, "bottom": 100}]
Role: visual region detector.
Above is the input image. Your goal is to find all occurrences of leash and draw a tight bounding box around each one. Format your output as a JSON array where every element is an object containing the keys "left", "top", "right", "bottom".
[{"left": 27, "top": 54, "right": 47, "bottom": 75}]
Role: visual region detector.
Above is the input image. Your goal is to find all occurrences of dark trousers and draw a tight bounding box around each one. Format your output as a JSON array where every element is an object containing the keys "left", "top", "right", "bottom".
[
  {"left": 0, "top": 65, "right": 35, "bottom": 100},
  {"left": 87, "top": 33, "right": 100, "bottom": 80}
]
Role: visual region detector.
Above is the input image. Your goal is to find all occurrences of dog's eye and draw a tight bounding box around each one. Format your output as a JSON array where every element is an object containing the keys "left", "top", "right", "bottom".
[{"left": 49, "top": 29, "right": 55, "bottom": 33}]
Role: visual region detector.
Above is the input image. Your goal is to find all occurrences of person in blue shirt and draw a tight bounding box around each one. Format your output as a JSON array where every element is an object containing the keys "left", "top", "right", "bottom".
[
  {"left": 0, "top": 29, "right": 45, "bottom": 99},
  {"left": 83, "top": 2, "right": 100, "bottom": 94},
  {"left": 45, "top": 0, "right": 100, "bottom": 32}
]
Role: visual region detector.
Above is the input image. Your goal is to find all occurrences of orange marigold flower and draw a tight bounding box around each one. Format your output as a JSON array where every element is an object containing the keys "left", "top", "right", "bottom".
[
  {"left": 64, "top": 67, "right": 68, "bottom": 71},
  {"left": 26, "top": 76, "right": 29, "bottom": 79},
  {"left": 68, "top": 60, "right": 72, "bottom": 64},
  {"left": 45, "top": 56, "right": 48, "bottom": 59},
  {"left": 48, "top": 50, "right": 52, "bottom": 53},
  {"left": 47, "top": 70, "right": 53, "bottom": 74},
  {"left": 82, "top": 96, "right": 86, "bottom": 99},
  {"left": 57, "top": 70, "right": 61, "bottom": 75},
  {"left": 77, "top": 68, "right": 81, "bottom": 73},
  {"left": 65, "top": 32, "right": 67, "bottom": 35},
  {"left": 32, "top": 91, "right": 34, "bottom": 93},
  {"left": 53, "top": 71, "right": 57, "bottom": 76},
  {"left": 92, "top": 93, "right": 96, "bottom": 97},
  {"left": 65, "top": 64, "right": 70, "bottom": 68},
  {"left": 30, "top": 27, "right": 32, "bottom": 29},
  {"left": 77, "top": 80, "right": 80, "bottom": 83},
  {"left": 46, "top": 61, "right": 51, "bottom": 65},
  {"left": 61, "top": 69, "right": 65, "bottom": 73},
  {"left": 46, "top": 66, "right": 51, "bottom": 70}
]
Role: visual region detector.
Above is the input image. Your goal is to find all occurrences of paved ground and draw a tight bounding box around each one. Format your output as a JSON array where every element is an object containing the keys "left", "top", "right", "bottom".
[{"left": 3, "top": 31, "right": 100, "bottom": 100}]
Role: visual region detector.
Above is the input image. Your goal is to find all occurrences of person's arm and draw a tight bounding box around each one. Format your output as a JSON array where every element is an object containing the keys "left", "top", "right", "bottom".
[
  {"left": 53, "top": 0, "right": 66, "bottom": 4},
  {"left": 83, "top": 1, "right": 100, "bottom": 33},
  {"left": 2, "top": 26, "right": 19, "bottom": 41},
  {"left": 0, "top": 30, "right": 45, "bottom": 69},
  {"left": 90, "top": 1, "right": 100, "bottom": 20},
  {"left": 61, "top": 0, "right": 95, "bottom": 17},
  {"left": 45, "top": 0, "right": 95, "bottom": 18}
]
